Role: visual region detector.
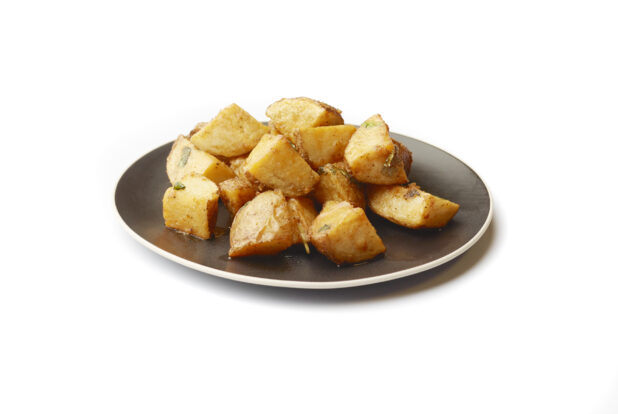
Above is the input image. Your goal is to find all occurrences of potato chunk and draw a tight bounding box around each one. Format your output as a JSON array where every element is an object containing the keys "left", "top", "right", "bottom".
[
  {"left": 367, "top": 183, "right": 459, "bottom": 228},
  {"left": 219, "top": 177, "right": 258, "bottom": 216},
  {"left": 229, "top": 190, "right": 295, "bottom": 257},
  {"left": 166, "top": 136, "right": 235, "bottom": 185},
  {"left": 162, "top": 173, "right": 219, "bottom": 239},
  {"left": 190, "top": 103, "right": 269, "bottom": 157},
  {"left": 294, "top": 125, "right": 356, "bottom": 168},
  {"left": 243, "top": 134, "right": 319, "bottom": 197},
  {"left": 310, "top": 201, "right": 385, "bottom": 264},
  {"left": 313, "top": 162, "right": 365, "bottom": 209},
  {"left": 266, "top": 97, "right": 344, "bottom": 135},
  {"left": 343, "top": 114, "right": 408, "bottom": 185},
  {"left": 288, "top": 197, "right": 318, "bottom": 247}
]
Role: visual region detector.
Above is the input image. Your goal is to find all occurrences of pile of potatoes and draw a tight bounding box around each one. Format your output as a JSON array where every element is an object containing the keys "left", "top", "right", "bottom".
[{"left": 162, "top": 98, "right": 459, "bottom": 265}]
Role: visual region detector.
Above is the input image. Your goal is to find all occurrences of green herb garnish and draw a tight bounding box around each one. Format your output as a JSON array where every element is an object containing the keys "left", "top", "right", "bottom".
[
  {"left": 178, "top": 146, "right": 192, "bottom": 167},
  {"left": 318, "top": 224, "right": 331, "bottom": 233},
  {"left": 287, "top": 138, "right": 297, "bottom": 151},
  {"left": 173, "top": 182, "right": 186, "bottom": 190},
  {"left": 361, "top": 121, "right": 378, "bottom": 128}
]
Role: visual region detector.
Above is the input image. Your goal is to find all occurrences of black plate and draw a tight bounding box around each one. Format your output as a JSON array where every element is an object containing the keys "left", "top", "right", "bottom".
[{"left": 115, "top": 132, "right": 492, "bottom": 288}]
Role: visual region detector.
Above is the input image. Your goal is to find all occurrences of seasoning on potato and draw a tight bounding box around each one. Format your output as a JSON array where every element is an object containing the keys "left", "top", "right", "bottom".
[
  {"left": 367, "top": 183, "right": 459, "bottom": 228},
  {"left": 266, "top": 97, "right": 344, "bottom": 135},
  {"left": 310, "top": 201, "right": 385, "bottom": 265},
  {"left": 312, "top": 162, "right": 365, "bottom": 209},
  {"left": 167, "top": 136, "right": 235, "bottom": 185},
  {"left": 162, "top": 173, "right": 219, "bottom": 239},
  {"left": 344, "top": 114, "right": 408, "bottom": 185}
]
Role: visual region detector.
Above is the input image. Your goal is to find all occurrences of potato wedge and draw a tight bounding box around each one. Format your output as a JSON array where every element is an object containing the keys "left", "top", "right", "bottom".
[
  {"left": 343, "top": 114, "right": 408, "bottom": 185},
  {"left": 294, "top": 125, "right": 356, "bottom": 168},
  {"left": 313, "top": 162, "right": 365, "bottom": 209},
  {"left": 367, "top": 183, "right": 459, "bottom": 228},
  {"left": 243, "top": 133, "right": 319, "bottom": 197},
  {"left": 228, "top": 190, "right": 295, "bottom": 257},
  {"left": 288, "top": 197, "right": 318, "bottom": 247},
  {"left": 166, "top": 136, "right": 235, "bottom": 185},
  {"left": 191, "top": 103, "right": 269, "bottom": 157},
  {"left": 162, "top": 173, "right": 219, "bottom": 239},
  {"left": 219, "top": 177, "right": 259, "bottom": 216},
  {"left": 310, "top": 201, "right": 385, "bottom": 264},
  {"left": 266, "top": 97, "right": 344, "bottom": 135}
]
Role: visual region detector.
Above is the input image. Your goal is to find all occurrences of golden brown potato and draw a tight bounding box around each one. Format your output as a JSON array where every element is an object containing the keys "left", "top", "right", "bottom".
[
  {"left": 312, "top": 162, "right": 365, "bottom": 209},
  {"left": 288, "top": 197, "right": 318, "bottom": 248},
  {"left": 162, "top": 173, "right": 219, "bottom": 239},
  {"left": 191, "top": 103, "right": 269, "bottom": 157},
  {"left": 219, "top": 177, "right": 259, "bottom": 216},
  {"left": 166, "top": 136, "right": 235, "bottom": 185},
  {"left": 343, "top": 114, "right": 408, "bottom": 185},
  {"left": 294, "top": 125, "right": 357, "bottom": 168},
  {"left": 227, "top": 155, "right": 248, "bottom": 177},
  {"left": 243, "top": 133, "right": 319, "bottom": 197},
  {"left": 266, "top": 97, "right": 344, "bottom": 135},
  {"left": 310, "top": 201, "right": 385, "bottom": 264},
  {"left": 367, "top": 183, "right": 459, "bottom": 228},
  {"left": 229, "top": 190, "right": 296, "bottom": 257},
  {"left": 393, "top": 139, "right": 413, "bottom": 175}
]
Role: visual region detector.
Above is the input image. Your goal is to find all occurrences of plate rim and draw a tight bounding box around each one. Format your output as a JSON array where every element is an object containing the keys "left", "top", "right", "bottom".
[{"left": 114, "top": 135, "right": 493, "bottom": 289}]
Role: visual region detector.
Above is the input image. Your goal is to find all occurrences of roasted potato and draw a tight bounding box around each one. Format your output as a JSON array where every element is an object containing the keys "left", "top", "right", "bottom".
[
  {"left": 294, "top": 124, "right": 356, "bottom": 168},
  {"left": 312, "top": 162, "right": 365, "bottom": 209},
  {"left": 162, "top": 173, "right": 219, "bottom": 239},
  {"left": 310, "top": 201, "right": 385, "bottom": 264},
  {"left": 266, "top": 97, "right": 344, "bottom": 135},
  {"left": 243, "top": 133, "right": 319, "bottom": 197},
  {"left": 343, "top": 114, "right": 408, "bottom": 185},
  {"left": 166, "top": 136, "right": 235, "bottom": 185},
  {"left": 219, "top": 177, "right": 259, "bottom": 216},
  {"left": 227, "top": 155, "right": 248, "bottom": 177},
  {"left": 228, "top": 190, "right": 296, "bottom": 257},
  {"left": 191, "top": 103, "right": 269, "bottom": 157},
  {"left": 288, "top": 197, "right": 318, "bottom": 248},
  {"left": 367, "top": 183, "right": 459, "bottom": 228}
]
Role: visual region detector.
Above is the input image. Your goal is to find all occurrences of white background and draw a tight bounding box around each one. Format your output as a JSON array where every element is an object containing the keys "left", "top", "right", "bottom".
[{"left": 1, "top": 1, "right": 617, "bottom": 413}]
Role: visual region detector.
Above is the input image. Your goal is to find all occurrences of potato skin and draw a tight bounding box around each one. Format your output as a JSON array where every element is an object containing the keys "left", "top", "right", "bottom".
[
  {"left": 393, "top": 139, "right": 413, "bottom": 175},
  {"left": 294, "top": 125, "right": 356, "bottom": 168},
  {"left": 310, "top": 201, "right": 385, "bottom": 265},
  {"left": 312, "top": 162, "right": 365, "bottom": 209},
  {"left": 162, "top": 173, "right": 219, "bottom": 239},
  {"left": 367, "top": 183, "right": 460, "bottom": 228},
  {"left": 288, "top": 197, "right": 318, "bottom": 245},
  {"left": 166, "top": 136, "right": 235, "bottom": 184},
  {"left": 343, "top": 114, "right": 408, "bottom": 185},
  {"left": 243, "top": 134, "right": 319, "bottom": 197},
  {"left": 228, "top": 190, "right": 295, "bottom": 257},
  {"left": 191, "top": 103, "right": 269, "bottom": 157},
  {"left": 219, "top": 177, "right": 258, "bottom": 216},
  {"left": 266, "top": 97, "right": 344, "bottom": 135}
]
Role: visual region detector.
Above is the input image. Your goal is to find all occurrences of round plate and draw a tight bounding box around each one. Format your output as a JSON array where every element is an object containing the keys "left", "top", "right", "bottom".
[{"left": 115, "top": 132, "right": 492, "bottom": 289}]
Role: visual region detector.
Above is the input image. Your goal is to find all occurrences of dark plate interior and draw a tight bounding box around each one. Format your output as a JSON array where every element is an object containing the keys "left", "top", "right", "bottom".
[{"left": 115, "top": 132, "right": 491, "bottom": 286}]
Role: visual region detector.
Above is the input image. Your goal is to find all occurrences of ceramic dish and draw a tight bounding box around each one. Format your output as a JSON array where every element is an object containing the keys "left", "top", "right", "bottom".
[{"left": 115, "top": 131, "right": 492, "bottom": 289}]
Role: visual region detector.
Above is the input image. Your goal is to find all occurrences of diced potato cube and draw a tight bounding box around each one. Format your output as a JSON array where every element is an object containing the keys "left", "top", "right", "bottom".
[
  {"left": 310, "top": 201, "right": 385, "bottom": 264},
  {"left": 266, "top": 97, "right": 344, "bottom": 135},
  {"left": 166, "top": 136, "right": 235, "bottom": 184},
  {"left": 162, "top": 173, "right": 219, "bottom": 239},
  {"left": 243, "top": 134, "right": 319, "bottom": 197},
  {"left": 367, "top": 183, "right": 459, "bottom": 228},
  {"left": 191, "top": 103, "right": 269, "bottom": 157},
  {"left": 288, "top": 197, "right": 318, "bottom": 246},
  {"left": 294, "top": 125, "right": 357, "bottom": 168},
  {"left": 343, "top": 114, "right": 408, "bottom": 185},
  {"left": 219, "top": 177, "right": 259, "bottom": 216},
  {"left": 229, "top": 190, "right": 295, "bottom": 257},
  {"left": 312, "top": 162, "right": 365, "bottom": 209}
]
